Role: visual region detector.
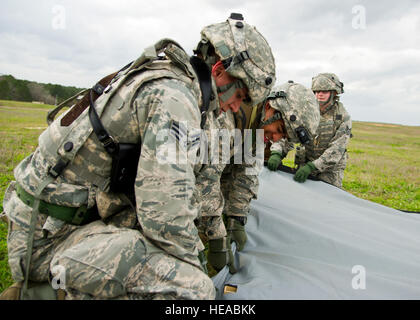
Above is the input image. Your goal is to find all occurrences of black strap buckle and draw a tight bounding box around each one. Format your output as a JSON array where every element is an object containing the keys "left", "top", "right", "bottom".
[
  {"left": 237, "top": 50, "right": 250, "bottom": 63},
  {"left": 102, "top": 135, "right": 115, "bottom": 148},
  {"left": 101, "top": 136, "right": 118, "bottom": 154},
  {"left": 48, "top": 159, "right": 69, "bottom": 178},
  {"left": 222, "top": 57, "right": 232, "bottom": 70},
  {"left": 223, "top": 51, "right": 249, "bottom": 68},
  {"left": 92, "top": 83, "right": 104, "bottom": 95}
]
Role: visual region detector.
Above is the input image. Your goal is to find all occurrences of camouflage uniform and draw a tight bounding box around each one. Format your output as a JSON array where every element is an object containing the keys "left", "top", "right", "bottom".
[
  {"left": 195, "top": 109, "right": 236, "bottom": 241},
  {"left": 303, "top": 73, "right": 352, "bottom": 188},
  {"left": 3, "top": 39, "right": 216, "bottom": 300},
  {"left": 220, "top": 103, "right": 262, "bottom": 225},
  {"left": 269, "top": 138, "right": 294, "bottom": 160},
  {"left": 194, "top": 15, "right": 276, "bottom": 244},
  {"left": 261, "top": 81, "right": 320, "bottom": 162},
  {"left": 196, "top": 106, "right": 262, "bottom": 240}
]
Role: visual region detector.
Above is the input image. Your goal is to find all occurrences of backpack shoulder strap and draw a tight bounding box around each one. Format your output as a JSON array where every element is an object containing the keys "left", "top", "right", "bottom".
[{"left": 189, "top": 56, "right": 212, "bottom": 129}]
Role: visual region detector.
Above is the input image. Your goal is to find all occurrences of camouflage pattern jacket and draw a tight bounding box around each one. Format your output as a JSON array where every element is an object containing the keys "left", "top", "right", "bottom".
[
  {"left": 10, "top": 41, "right": 220, "bottom": 270},
  {"left": 195, "top": 103, "right": 262, "bottom": 241},
  {"left": 305, "top": 101, "right": 352, "bottom": 173}
]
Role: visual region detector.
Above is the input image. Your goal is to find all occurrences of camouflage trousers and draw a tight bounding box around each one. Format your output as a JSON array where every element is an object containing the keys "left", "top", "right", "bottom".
[
  {"left": 220, "top": 164, "right": 259, "bottom": 217},
  {"left": 315, "top": 168, "right": 344, "bottom": 188},
  {"left": 3, "top": 182, "right": 215, "bottom": 300}
]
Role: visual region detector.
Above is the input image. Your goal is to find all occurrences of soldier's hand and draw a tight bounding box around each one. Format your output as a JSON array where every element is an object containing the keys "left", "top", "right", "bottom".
[
  {"left": 227, "top": 217, "right": 247, "bottom": 251},
  {"left": 207, "top": 237, "right": 237, "bottom": 274},
  {"left": 267, "top": 151, "right": 283, "bottom": 171},
  {"left": 294, "top": 162, "right": 316, "bottom": 183}
]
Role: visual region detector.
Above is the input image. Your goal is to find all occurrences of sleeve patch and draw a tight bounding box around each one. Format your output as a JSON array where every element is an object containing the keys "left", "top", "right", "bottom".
[{"left": 170, "top": 120, "right": 187, "bottom": 146}]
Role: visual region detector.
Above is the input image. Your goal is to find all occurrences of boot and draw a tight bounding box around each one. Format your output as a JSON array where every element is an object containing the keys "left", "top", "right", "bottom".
[{"left": 0, "top": 282, "right": 22, "bottom": 300}]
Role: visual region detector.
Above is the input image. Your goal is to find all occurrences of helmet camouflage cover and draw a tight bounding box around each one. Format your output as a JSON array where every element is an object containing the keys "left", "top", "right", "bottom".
[
  {"left": 198, "top": 13, "right": 276, "bottom": 105},
  {"left": 311, "top": 72, "right": 344, "bottom": 94},
  {"left": 262, "top": 82, "right": 320, "bottom": 144}
]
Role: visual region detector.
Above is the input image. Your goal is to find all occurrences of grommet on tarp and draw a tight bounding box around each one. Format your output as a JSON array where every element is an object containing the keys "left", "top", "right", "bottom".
[{"left": 223, "top": 284, "right": 238, "bottom": 294}]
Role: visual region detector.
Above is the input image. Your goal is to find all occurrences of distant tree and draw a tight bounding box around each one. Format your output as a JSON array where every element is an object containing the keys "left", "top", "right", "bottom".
[
  {"left": 0, "top": 74, "right": 84, "bottom": 103},
  {"left": 0, "top": 79, "right": 11, "bottom": 100}
]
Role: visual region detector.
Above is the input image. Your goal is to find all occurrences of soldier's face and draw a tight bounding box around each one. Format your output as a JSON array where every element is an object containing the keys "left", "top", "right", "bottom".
[
  {"left": 262, "top": 104, "right": 288, "bottom": 142},
  {"left": 314, "top": 91, "right": 331, "bottom": 102},
  {"left": 213, "top": 65, "right": 248, "bottom": 113}
]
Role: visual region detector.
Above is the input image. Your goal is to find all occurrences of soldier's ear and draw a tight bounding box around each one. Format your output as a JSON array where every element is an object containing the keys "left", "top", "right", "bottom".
[
  {"left": 264, "top": 101, "right": 271, "bottom": 112},
  {"left": 211, "top": 60, "right": 225, "bottom": 78}
]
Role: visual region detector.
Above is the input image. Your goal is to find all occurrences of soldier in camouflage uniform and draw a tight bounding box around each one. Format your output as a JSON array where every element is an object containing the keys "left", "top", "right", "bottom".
[
  {"left": 262, "top": 81, "right": 320, "bottom": 171},
  {"left": 0, "top": 14, "right": 275, "bottom": 300},
  {"left": 202, "top": 97, "right": 264, "bottom": 273},
  {"left": 214, "top": 99, "right": 266, "bottom": 270},
  {"left": 293, "top": 73, "right": 352, "bottom": 188},
  {"left": 193, "top": 14, "right": 276, "bottom": 273}
]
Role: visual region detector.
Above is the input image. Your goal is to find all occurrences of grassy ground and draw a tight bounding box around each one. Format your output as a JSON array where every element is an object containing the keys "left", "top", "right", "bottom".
[
  {"left": 343, "top": 122, "right": 420, "bottom": 211},
  {"left": 0, "top": 101, "right": 419, "bottom": 292},
  {"left": 0, "top": 101, "right": 51, "bottom": 292},
  {"left": 281, "top": 122, "right": 420, "bottom": 212}
]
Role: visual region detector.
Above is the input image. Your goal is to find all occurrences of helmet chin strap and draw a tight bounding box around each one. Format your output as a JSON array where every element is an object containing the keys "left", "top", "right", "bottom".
[
  {"left": 212, "top": 60, "right": 246, "bottom": 103},
  {"left": 259, "top": 111, "right": 282, "bottom": 127}
]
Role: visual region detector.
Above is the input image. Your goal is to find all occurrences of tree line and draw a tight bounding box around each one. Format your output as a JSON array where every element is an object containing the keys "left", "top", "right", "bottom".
[{"left": 0, "top": 74, "right": 85, "bottom": 105}]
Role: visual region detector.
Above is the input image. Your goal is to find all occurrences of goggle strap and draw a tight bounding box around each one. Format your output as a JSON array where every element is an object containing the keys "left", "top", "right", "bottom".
[
  {"left": 217, "top": 80, "right": 244, "bottom": 102},
  {"left": 259, "top": 111, "right": 282, "bottom": 127}
]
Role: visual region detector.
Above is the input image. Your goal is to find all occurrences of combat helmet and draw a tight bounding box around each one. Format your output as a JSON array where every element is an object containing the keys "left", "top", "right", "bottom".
[
  {"left": 311, "top": 73, "right": 344, "bottom": 94},
  {"left": 260, "top": 81, "right": 320, "bottom": 144},
  {"left": 196, "top": 13, "right": 276, "bottom": 105}
]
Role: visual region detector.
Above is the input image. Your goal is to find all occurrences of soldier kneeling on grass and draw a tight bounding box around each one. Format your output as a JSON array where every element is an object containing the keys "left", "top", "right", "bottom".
[{"left": 0, "top": 13, "right": 276, "bottom": 300}]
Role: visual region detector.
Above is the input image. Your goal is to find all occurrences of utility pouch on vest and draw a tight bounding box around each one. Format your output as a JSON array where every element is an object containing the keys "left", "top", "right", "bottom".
[
  {"left": 109, "top": 142, "right": 141, "bottom": 193},
  {"left": 295, "top": 145, "right": 306, "bottom": 168},
  {"left": 88, "top": 86, "right": 141, "bottom": 194}
]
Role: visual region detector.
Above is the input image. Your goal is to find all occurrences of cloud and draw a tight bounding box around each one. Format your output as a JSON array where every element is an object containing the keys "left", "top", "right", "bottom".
[{"left": 0, "top": 0, "right": 419, "bottom": 125}]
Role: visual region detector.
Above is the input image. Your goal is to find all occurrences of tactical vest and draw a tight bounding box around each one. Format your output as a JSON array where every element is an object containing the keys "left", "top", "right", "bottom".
[
  {"left": 305, "top": 101, "right": 347, "bottom": 161},
  {"left": 15, "top": 40, "right": 203, "bottom": 205}
]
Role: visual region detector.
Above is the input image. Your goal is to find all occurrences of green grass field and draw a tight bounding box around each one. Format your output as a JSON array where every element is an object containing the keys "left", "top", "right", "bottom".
[{"left": 0, "top": 100, "right": 419, "bottom": 293}]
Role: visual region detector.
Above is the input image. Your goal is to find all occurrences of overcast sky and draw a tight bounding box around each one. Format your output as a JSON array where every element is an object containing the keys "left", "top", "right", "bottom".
[{"left": 1, "top": 0, "right": 419, "bottom": 125}]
